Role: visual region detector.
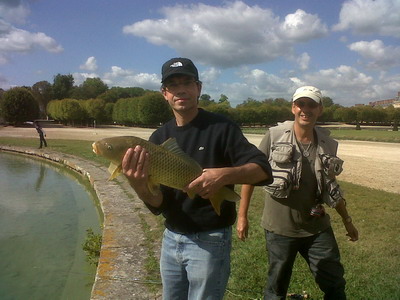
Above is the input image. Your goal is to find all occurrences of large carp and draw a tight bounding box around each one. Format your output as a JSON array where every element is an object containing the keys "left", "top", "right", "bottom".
[{"left": 92, "top": 136, "right": 240, "bottom": 215}]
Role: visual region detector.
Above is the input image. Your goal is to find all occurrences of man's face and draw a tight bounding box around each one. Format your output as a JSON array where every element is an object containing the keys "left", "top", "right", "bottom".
[
  {"left": 161, "top": 75, "right": 202, "bottom": 114},
  {"left": 292, "top": 97, "right": 323, "bottom": 127}
]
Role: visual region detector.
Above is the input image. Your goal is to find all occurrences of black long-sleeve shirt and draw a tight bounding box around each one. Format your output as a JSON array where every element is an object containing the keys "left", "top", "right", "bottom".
[{"left": 148, "top": 109, "right": 272, "bottom": 233}]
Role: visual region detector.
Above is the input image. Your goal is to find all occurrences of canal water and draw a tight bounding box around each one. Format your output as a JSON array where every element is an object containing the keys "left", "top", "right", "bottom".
[{"left": 0, "top": 151, "right": 102, "bottom": 300}]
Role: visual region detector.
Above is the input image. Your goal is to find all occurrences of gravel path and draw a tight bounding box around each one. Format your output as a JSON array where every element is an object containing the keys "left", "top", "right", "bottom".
[{"left": 2, "top": 125, "right": 399, "bottom": 194}]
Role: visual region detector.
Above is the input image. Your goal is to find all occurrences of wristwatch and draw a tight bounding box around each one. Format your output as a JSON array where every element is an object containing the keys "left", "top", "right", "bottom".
[{"left": 343, "top": 216, "right": 352, "bottom": 224}]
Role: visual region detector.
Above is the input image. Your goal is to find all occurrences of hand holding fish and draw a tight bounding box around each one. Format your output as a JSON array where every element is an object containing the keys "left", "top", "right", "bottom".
[
  {"left": 122, "top": 145, "right": 163, "bottom": 208},
  {"left": 122, "top": 146, "right": 148, "bottom": 177},
  {"left": 185, "top": 168, "right": 227, "bottom": 199}
]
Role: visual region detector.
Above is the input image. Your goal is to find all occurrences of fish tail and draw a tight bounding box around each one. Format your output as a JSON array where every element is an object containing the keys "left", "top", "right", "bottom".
[
  {"left": 220, "top": 186, "right": 241, "bottom": 202},
  {"left": 209, "top": 187, "right": 241, "bottom": 215},
  {"left": 209, "top": 194, "right": 224, "bottom": 216}
]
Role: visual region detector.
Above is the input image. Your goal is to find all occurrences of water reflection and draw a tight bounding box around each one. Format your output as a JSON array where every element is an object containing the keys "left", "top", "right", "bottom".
[
  {"left": 0, "top": 152, "right": 101, "bottom": 300},
  {"left": 35, "top": 164, "right": 46, "bottom": 191}
]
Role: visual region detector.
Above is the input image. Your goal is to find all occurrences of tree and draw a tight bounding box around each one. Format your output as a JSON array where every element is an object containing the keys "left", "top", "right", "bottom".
[
  {"left": 199, "top": 94, "right": 215, "bottom": 107},
  {"left": 99, "top": 87, "right": 146, "bottom": 103},
  {"left": 53, "top": 74, "right": 74, "bottom": 100},
  {"left": 386, "top": 106, "right": 400, "bottom": 131},
  {"left": 112, "top": 97, "right": 142, "bottom": 125},
  {"left": 138, "top": 92, "right": 172, "bottom": 126},
  {"left": 273, "top": 98, "right": 291, "bottom": 107},
  {"left": 47, "top": 100, "right": 62, "bottom": 121},
  {"left": 218, "top": 94, "right": 229, "bottom": 104},
  {"left": 0, "top": 87, "right": 39, "bottom": 125},
  {"left": 104, "top": 102, "right": 114, "bottom": 123},
  {"left": 320, "top": 105, "right": 341, "bottom": 123},
  {"left": 334, "top": 107, "right": 359, "bottom": 129},
  {"left": 59, "top": 99, "right": 86, "bottom": 125},
  {"left": 234, "top": 107, "right": 260, "bottom": 126},
  {"left": 32, "top": 80, "right": 53, "bottom": 118},
  {"left": 47, "top": 98, "right": 86, "bottom": 125},
  {"left": 259, "top": 105, "right": 281, "bottom": 125},
  {"left": 83, "top": 98, "right": 107, "bottom": 124},
  {"left": 321, "top": 97, "right": 334, "bottom": 107},
  {"left": 237, "top": 98, "right": 262, "bottom": 109},
  {"left": 72, "top": 77, "right": 108, "bottom": 100}
]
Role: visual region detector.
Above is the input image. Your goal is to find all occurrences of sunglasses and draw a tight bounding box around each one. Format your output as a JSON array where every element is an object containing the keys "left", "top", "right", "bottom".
[
  {"left": 294, "top": 100, "right": 320, "bottom": 109},
  {"left": 163, "top": 80, "right": 199, "bottom": 92}
]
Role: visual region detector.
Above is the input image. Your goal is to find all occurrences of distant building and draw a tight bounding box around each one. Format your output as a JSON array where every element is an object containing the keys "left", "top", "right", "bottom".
[{"left": 369, "top": 92, "right": 400, "bottom": 108}]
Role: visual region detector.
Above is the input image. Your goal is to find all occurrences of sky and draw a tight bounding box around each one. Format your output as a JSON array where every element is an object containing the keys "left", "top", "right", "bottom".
[{"left": 0, "top": 0, "right": 399, "bottom": 107}]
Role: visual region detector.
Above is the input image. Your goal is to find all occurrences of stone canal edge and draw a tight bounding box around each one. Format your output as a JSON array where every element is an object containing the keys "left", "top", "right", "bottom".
[{"left": 0, "top": 145, "right": 162, "bottom": 299}]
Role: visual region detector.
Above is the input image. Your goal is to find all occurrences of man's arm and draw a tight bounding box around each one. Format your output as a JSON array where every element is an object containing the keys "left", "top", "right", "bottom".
[
  {"left": 237, "top": 184, "right": 255, "bottom": 241},
  {"left": 334, "top": 198, "right": 359, "bottom": 242},
  {"left": 185, "top": 162, "right": 269, "bottom": 200},
  {"left": 122, "top": 145, "right": 163, "bottom": 208}
]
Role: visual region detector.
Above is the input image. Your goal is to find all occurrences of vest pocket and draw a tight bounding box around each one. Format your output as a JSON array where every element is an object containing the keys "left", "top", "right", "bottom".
[
  {"left": 271, "top": 142, "right": 293, "bottom": 163},
  {"left": 264, "top": 170, "right": 292, "bottom": 198},
  {"left": 265, "top": 142, "right": 295, "bottom": 198}
]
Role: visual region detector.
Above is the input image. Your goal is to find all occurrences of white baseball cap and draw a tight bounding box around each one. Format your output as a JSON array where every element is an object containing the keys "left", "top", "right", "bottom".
[{"left": 292, "top": 86, "right": 322, "bottom": 103}]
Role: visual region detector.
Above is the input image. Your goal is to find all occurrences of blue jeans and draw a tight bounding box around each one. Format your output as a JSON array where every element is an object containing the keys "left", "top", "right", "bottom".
[
  {"left": 264, "top": 227, "right": 346, "bottom": 300},
  {"left": 160, "top": 227, "right": 232, "bottom": 300}
]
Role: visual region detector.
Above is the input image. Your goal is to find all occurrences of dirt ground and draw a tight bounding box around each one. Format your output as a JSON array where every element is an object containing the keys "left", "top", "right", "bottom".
[{"left": 1, "top": 125, "right": 400, "bottom": 194}]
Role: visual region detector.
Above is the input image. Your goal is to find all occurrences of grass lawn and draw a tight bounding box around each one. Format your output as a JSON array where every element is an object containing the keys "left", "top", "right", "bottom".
[{"left": 1, "top": 135, "right": 399, "bottom": 299}]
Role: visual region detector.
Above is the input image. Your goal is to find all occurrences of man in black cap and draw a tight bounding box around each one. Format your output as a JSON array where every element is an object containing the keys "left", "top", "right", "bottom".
[{"left": 122, "top": 58, "right": 272, "bottom": 299}]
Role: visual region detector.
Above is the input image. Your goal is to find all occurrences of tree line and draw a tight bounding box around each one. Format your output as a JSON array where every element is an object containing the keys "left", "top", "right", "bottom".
[{"left": 0, "top": 74, "right": 399, "bottom": 130}]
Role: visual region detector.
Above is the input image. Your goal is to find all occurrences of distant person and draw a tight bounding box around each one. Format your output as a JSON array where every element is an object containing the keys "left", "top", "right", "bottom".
[
  {"left": 122, "top": 57, "right": 272, "bottom": 299},
  {"left": 238, "top": 86, "right": 359, "bottom": 299},
  {"left": 34, "top": 121, "right": 47, "bottom": 149}
]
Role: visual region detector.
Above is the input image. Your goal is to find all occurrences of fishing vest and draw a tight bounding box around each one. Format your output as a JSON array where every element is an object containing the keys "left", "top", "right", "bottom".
[{"left": 264, "top": 121, "right": 344, "bottom": 208}]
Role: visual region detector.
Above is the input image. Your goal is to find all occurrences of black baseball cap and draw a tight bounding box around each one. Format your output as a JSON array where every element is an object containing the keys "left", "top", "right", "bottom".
[{"left": 161, "top": 57, "right": 199, "bottom": 83}]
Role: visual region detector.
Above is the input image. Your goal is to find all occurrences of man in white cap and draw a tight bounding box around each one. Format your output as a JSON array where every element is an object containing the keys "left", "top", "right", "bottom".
[{"left": 238, "top": 86, "right": 359, "bottom": 299}]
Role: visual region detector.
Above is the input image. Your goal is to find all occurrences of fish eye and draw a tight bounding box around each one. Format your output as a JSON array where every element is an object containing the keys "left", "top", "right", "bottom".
[{"left": 106, "top": 143, "right": 113, "bottom": 150}]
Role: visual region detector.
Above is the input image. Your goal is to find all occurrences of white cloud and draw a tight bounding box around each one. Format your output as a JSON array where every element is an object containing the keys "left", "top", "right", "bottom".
[
  {"left": 123, "top": 1, "right": 327, "bottom": 68},
  {"left": 200, "top": 67, "right": 221, "bottom": 82},
  {"left": 72, "top": 72, "right": 99, "bottom": 86},
  {"left": 0, "top": 0, "right": 30, "bottom": 24},
  {"left": 371, "top": 74, "right": 400, "bottom": 101},
  {"left": 333, "top": 0, "right": 400, "bottom": 38},
  {"left": 301, "top": 65, "right": 374, "bottom": 105},
  {"left": 0, "top": 26, "right": 63, "bottom": 52},
  {"left": 209, "top": 65, "right": 383, "bottom": 107},
  {"left": 80, "top": 56, "right": 98, "bottom": 71},
  {"left": 0, "top": 4, "right": 63, "bottom": 65},
  {"left": 304, "top": 65, "right": 373, "bottom": 88},
  {"left": 297, "top": 52, "right": 310, "bottom": 70},
  {"left": 102, "top": 66, "right": 160, "bottom": 89},
  {"left": 348, "top": 40, "right": 400, "bottom": 70},
  {"left": 214, "top": 68, "right": 295, "bottom": 104},
  {"left": 279, "top": 9, "right": 328, "bottom": 42}
]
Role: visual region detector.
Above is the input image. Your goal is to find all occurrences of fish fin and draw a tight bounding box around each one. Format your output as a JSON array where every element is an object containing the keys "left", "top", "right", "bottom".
[
  {"left": 161, "top": 138, "right": 203, "bottom": 172},
  {"left": 187, "top": 190, "right": 196, "bottom": 199},
  {"left": 220, "top": 186, "right": 241, "bottom": 202},
  {"left": 147, "top": 177, "right": 160, "bottom": 196},
  {"left": 107, "top": 162, "right": 122, "bottom": 180},
  {"left": 161, "top": 138, "right": 184, "bottom": 155},
  {"left": 209, "top": 194, "right": 224, "bottom": 216},
  {"left": 209, "top": 187, "right": 241, "bottom": 216}
]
